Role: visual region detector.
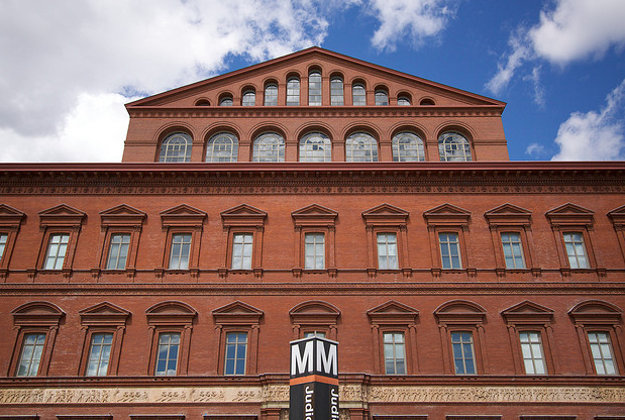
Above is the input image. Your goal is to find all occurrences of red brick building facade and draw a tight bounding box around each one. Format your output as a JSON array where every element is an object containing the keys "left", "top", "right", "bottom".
[{"left": 0, "top": 48, "right": 624, "bottom": 420}]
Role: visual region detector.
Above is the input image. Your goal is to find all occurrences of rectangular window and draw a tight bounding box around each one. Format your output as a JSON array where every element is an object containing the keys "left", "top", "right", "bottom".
[
  {"left": 225, "top": 332, "right": 247, "bottom": 375},
  {"left": 16, "top": 333, "right": 46, "bottom": 376},
  {"left": 44, "top": 233, "right": 70, "bottom": 270},
  {"left": 588, "top": 332, "right": 618, "bottom": 375},
  {"left": 232, "top": 233, "right": 253, "bottom": 270},
  {"left": 501, "top": 232, "right": 525, "bottom": 269},
  {"left": 383, "top": 332, "right": 406, "bottom": 374},
  {"left": 0, "top": 233, "right": 7, "bottom": 260},
  {"left": 86, "top": 333, "right": 113, "bottom": 376},
  {"left": 168, "top": 233, "right": 191, "bottom": 270},
  {"left": 377, "top": 233, "right": 398, "bottom": 270},
  {"left": 155, "top": 332, "right": 180, "bottom": 376},
  {"left": 563, "top": 232, "right": 589, "bottom": 268},
  {"left": 305, "top": 233, "right": 325, "bottom": 269},
  {"left": 519, "top": 331, "right": 546, "bottom": 374},
  {"left": 106, "top": 233, "right": 131, "bottom": 270},
  {"left": 439, "top": 232, "right": 462, "bottom": 269},
  {"left": 451, "top": 331, "right": 475, "bottom": 374}
]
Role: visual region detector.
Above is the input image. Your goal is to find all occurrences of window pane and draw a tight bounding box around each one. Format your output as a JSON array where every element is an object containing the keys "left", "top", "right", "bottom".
[
  {"left": 155, "top": 333, "right": 180, "bottom": 376},
  {"left": 346, "top": 132, "right": 378, "bottom": 162},
  {"left": 392, "top": 132, "right": 424, "bottom": 162},
  {"left": 501, "top": 232, "right": 525, "bottom": 269},
  {"left": 169, "top": 233, "right": 191, "bottom": 269},
  {"left": 44, "top": 234, "right": 69, "bottom": 270},
  {"left": 383, "top": 332, "right": 406, "bottom": 374},
  {"left": 232, "top": 234, "right": 253, "bottom": 269},
  {"left": 206, "top": 132, "right": 239, "bottom": 163},
  {"left": 308, "top": 71, "right": 322, "bottom": 106},
  {"left": 0, "top": 233, "right": 7, "bottom": 260},
  {"left": 106, "top": 234, "right": 131, "bottom": 270},
  {"left": 16, "top": 333, "right": 46, "bottom": 376},
  {"left": 375, "top": 90, "right": 388, "bottom": 106},
  {"left": 264, "top": 83, "right": 278, "bottom": 106},
  {"left": 352, "top": 84, "right": 366, "bottom": 106},
  {"left": 86, "top": 333, "right": 113, "bottom": 376},
  {"left": 159, "top": 132, "right": 192, "bottom": 163},
  {"left": 253, "top": 132, "right": 285, "bottom": 162},
  {"left": 397, "top": 96, "right": 411, "bottom": 106},
  {"left": 299, "top": 132, "right": 331, "bottom": 162},
  {"left": 305, "top": 233, "right": 325, "bottom": 269},
  {"left": 242, "top": 90, "right": 255, "bottom": 106},
  {"left": 377, "top": 233, "right": 398, "bottom": 270},
  {"left": 563, "top": 232, "right": 589, "bottom": 269},
  {"left": 438, "top": 132, "right": 472, "bottom": 162},
  {"left": 439, "top": 233, "right": 462, "bottom": 269},
  {"left": 451, "top": 332, "right": 475, "bottom": 375},
  {"left": 330, "top": 77, "right": 343, "bottom": 105},
  {"left": 219, "top": 96, "right": 233, "bottom": 106},
  {"left": 225, "top": 332, "right": 247, "bottom": 375},
  {"left": 588, "top": 332, "right": 618, "bottom": 375},
  {"left": 287, "top": 77, "right": 300, "bottom": 106}
]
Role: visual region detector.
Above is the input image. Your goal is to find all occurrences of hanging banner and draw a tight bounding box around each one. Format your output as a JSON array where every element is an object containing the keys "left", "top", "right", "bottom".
[{"left": 289, "top": 336, "right": 339, "bottom": 420}]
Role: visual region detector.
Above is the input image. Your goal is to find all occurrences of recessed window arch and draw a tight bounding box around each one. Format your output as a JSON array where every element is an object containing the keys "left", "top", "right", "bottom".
[
  {"left": 392, "top": 131, "right": 425, "bottom": 162},
  {"left": 438, "top": 131, "right": 472, "bottom": 162},
  {"left": 286, "top": 76, "right": 300, "bottom": 106},
  {"left": 218, "top": 94, "right": 233, "bottom": 106},
  {"left": 330, "top": 75, "right": 344, "bottom": 105},
  {"left": 206, "top": 131, "right": 239, "bottom": 162},
  {"left": 264, "top": 82, "right": 278, "bottom": 106},
  {"left": 397, "top": 93, "right": 412, "bottom": 106},
  {"left": 346, "top": 131, "right": 378, "bottom": 162},
  {"left": 375, "top": 87, "right": 389, "bottom": 106},
  {"left": 253, "top": 132, "right": 285, "bottom": 162},
  {"left": 299, "top": 131, "right": 332, "bottom": 162},
  {"left": 352, "top": 82, "right": 366, "bottom": 106},
  {"left": 308, "top": 70, "right": 322, "bottom": 106},
  {"left": 159, "top": 132, "right": 192, "bottom": 163},
  {"left": 194, "top": 98, "right": 210, "bottom": 106},
  {"left": 241, "top": 88, "right": 256, "bottom": 106},
  {"left": 420, "top": 98, "right": 436, "bottom": 106}
]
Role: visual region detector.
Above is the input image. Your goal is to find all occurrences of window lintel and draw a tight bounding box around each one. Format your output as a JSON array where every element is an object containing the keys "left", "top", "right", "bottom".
[
  {"left": 100, "top": 204, "right": 147, "bottom": 228},
  {"left": 146, "top": 301, "right": 197, "bottom": 327},
  {"left": 424, "top": 203, "right": 471, "bottom": 227},
  {"left": 292, "top": 204, "right": 338, "bottom": 227},
  {"left": 39, "top": 204, "right": 86, "bottom": 229},
  {"left": 501, "top": 300, "right": 554, "bottom": 325},
  {"left": 289, "top": 300, "right": 340, "bottom": 326},
  {"left": 221, "top": 204, "right": 267, "bottom": 228},
  {"left": 362, "top": 203, "right": 409, "bottom": 227},
  {"left": 212, "top": 301, "right": 264, "bottom": 326},
  {"left": 160, "top": 204, "right": 207, "bottom": 228},
  {"left": 546, "top": 203, "right": 594, "bottom": 227},
  {"left": 434, "top": 300, "right": 486, "bottom": 325},
  {"left": 484, "top": 203, "right": 532, "bottom": 227},
  {"left": 569, "top": 300, "right": 622, "bottom": 325},
  {"left": 367, "top": 300, "right": 418, "bottom": 326},
  {"left": 79, "top": 302, "right": 131, "bottom": 327},
  {"left": 11, "top": 301, "right": 65, "bottom": 327}
]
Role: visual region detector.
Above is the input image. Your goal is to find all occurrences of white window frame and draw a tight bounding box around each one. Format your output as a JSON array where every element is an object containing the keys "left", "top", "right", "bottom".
[
  {"left": 377, "top": 233, "right": 399, "bottom": 270},
  {"left": 439, "top": 232, "right": 462, "bottom": 269},
  {"left": 44, "top": 233, "right": 70, "bottom": 270},
  {"left": 501, "top": 232, "right": 526, "bottom": 269},
  {"left": 154, "top": 332, "right": 180, "bottom": 376},
  {"left": 242, "top": 90, "right": 255, "bottom": 106},
  {"left": 383, "top": 332, "right": 406, "bottom": 374},
  {"left": 352, "top": 83, "right": 366, "bottom": 106},
  {"left": 451, "top": 331, "right": 476, "bottom": 375},
  {"left": 588, "top": 331, "right": 619, "bottom": 375},
  {"left": 346, "top": 132, "right": 378, "bottom": 162},
  {"left": 86, "top": 332, "right": 113, "bottom": 376},
  {"left": 304, "top": 233, "right": 325, "bottom": 270},
  {"left": 168, "top": 233, "right": 192, "bottom": 270},
  {"left": 16, "top": 332, "right": 46, "bottom": 377},
  {"left": 392, "top": 132, "right": 425, "bottom": 162},
  {"left": 299, "top": 132, "right": 332, "bottom": 162},
  {"left": 330, "top": 76, "right": 344, "bottom": 105},
  {"left": 308, "top": 71, "right": 322, "bottom": 106},
  {"left": 252, "top": 132, "right": 285, "bottom": 162},
  {"left": 206, "top": 132, "right": 238, "bottom": 163},
  {"left": 159, "top": 132, "right": 192, "bottom": 163},
  {"left": 438, "top": 132, "right": 472, "bottom": 162},
  {"left": 264, "top": 83, "right": 278, "bottom": 106},
  {"left": 563, "top": 232, "right": 589, "bottom": 269},
  {"left": 519, "top": 331, "right": 546, "bottom": 375},
  {"left": 106, "top": 233, "right": 130, "bottom": 270},
  {"left": 375, "top": 89, "right": 389, "bottom": 105},
  {"left": 286, "top": 77, "right": 300, "bottom": 106},
  {"left": 224, "top": 332, "right": 248, "bottom": 375}
]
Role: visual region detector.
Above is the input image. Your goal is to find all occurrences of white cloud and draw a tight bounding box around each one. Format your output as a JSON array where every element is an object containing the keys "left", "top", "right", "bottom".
[
  {"left": 0, "top": 0, "right": 334, "bottom": 161},
  {"left": 525, "top": 142, "right": 546, "bottom": 158},
  {"left": 486, "top": 0, "right": 625, "bottom": 95},
  {"left": 367, "top": 0, "right": 454, "bottom": 51},
  {"left": 552, "top": 78, "right": 625, "bottom": 161}
]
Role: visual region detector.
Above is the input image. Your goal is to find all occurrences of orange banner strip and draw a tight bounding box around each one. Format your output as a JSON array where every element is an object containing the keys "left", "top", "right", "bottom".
[{"left": 289, "top": 375, "right": 339, "bottom": 386}]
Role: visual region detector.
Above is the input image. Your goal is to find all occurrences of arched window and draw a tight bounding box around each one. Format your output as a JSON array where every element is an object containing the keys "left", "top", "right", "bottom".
[
  {"left": 264, "top": 83, "right": 278, "bottom": 106},
  {"left": 352, "top": 83, "right": 366, "bottom": 106},
  {"left": 159, "top": 132, "right": 192, "bottom": 163},
  {"left": 195, "top": 99, "right": 210, "bottom": 106},
  {"left": 438, "top": 132, "right": 472, "bottom": 161},
  {"left": 392, "top": 132, "right": 424, "bottom": 162},
  {"left": 287, "top": 77, "right": 300, "bottom": 106},
  {"left": 299, "top": 132, "right": 331, "bottom": 162},
  {"left": 375, "top": 89, "right": 388, "bottom": 106},
  {"left": 346, "top": 132, "right": 378, "bottom": 162},
  {"left": 219, "top": 95, "right": 233, "bottom": 106},
  {"left": 253, "top": 132, "right": 285, "bottom": 162},
  {"left": 330, "top": 76, "right": 344, "bottom": 105},
  {"left": 308, "top": 71, "right": 322, "bottom": 106},
  {"left": 397, "top": 96, "right": 411, "bottom": 106},
  {"left": 206, "top": 132, "right": 238, "bottom": 162},
  {"left": 420, "top": 98, "right": 435, "bottom": 106},
  {"left": 242, "top": 90, "right": 255, "bottom": 106}
]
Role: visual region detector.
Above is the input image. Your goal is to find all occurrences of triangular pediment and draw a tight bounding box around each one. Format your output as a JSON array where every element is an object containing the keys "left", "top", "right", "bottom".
[
  {"left": 546, "top": 203, "right": 594, "bottom": 226},
  {"left": 127, "top": 47, "right": 505, "bottom": 109},
  {"left": 502, "top": 301, "right": 553, "bottom": 315},
  {"left": 39, "top": 204, "right": 86, "bottom": 227},
  {"left": 362, "top": 203, "right": 409, "bottom": 217},
  {"left": 292, "top": 204, "right": 338, "bottom": 217},
  {"left": 212, "top": 301, "right": 264, "bottom": 325},
  {"left": 367, "top": 300, "right": 418, "bottom": 325},
  {"left": 423, "top": 203, "right": 471, "bottom": 226},
  {"left": 485, "top": 203, "right": 531, "bottom": 217},
  {"left": 160, "top": 204, "right": 206, "bottom": 217},
  {"left": 100, "top": 204, "right": 147, "bottom": 217},
  {"left": 607, "top": 205, "right": 625, "bottom": 225},
  {"left": 221, "top": 204, "right": 267, "bottom": 217},
  {"left": 79, "top": 302, "right": 131, "bottom": 316},
  {"left": 0, "top": 204, "right": 26, "bottom": 226},
  {"left": 501, "top": 301, "right": 554, "bottom": 324},
  {"left": 221, "top": 204, "right": 267, "bottom": 227}
]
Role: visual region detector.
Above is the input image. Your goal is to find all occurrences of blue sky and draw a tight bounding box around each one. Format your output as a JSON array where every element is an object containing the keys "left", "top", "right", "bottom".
[{"left": 1, "top": 0, "right": 624, "bottom": 162}]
